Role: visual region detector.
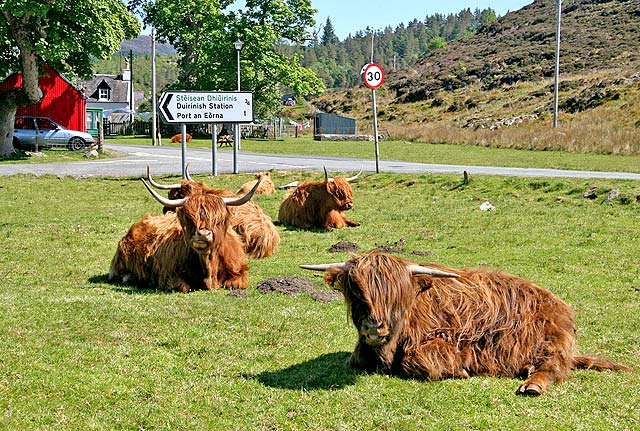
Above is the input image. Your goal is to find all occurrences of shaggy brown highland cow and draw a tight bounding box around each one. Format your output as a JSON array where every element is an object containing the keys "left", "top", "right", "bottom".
[
  {"left": 301, "top": 249, "right": 630, "bottom": 395},
  {"left": 170, "top": 133, "right": 192, "bottom": 143},
  {"left": 238, "top": 171, "right": 276, "bottom": 195},
  {"left": 278, "top": 168, "right": 360, "bottom": 229},
  {"left": 108, "top": 178, "right": 259, "bottom": 292},
  {"left": 147, "top": 167, "right": 280, "bottom": 259}
]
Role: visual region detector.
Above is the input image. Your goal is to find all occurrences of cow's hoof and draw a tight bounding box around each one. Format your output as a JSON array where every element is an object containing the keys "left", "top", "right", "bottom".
[{"left": 516, "top": 383, "right": 543, "bottom": 396}]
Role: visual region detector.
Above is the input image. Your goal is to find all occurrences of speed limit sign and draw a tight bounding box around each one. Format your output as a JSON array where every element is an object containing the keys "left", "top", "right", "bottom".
[{"left": 363, "top": 63, "right": 385, "bottom": 89}]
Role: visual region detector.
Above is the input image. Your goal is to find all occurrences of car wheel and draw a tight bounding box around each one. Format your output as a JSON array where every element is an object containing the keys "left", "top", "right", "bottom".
[
  {"left": 12, "top": 137, "right": 22, "bottom": 149},
  {"left": 68, "top": 137, "right": 85, "bottom": 151}
]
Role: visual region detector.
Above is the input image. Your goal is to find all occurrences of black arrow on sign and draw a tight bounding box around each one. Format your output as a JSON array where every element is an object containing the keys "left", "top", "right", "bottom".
[{"left": 161, "top": 93, "right": 174, "bottom": 121}]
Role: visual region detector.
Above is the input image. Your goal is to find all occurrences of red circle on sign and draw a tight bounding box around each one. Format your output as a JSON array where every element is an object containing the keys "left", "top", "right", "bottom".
[{"left": 363, "top": 63, "right": 385, "bottom": 89}]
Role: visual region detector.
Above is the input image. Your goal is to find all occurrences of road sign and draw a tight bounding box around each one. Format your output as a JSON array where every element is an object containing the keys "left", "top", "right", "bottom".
[
  {"left": 158, "top": 91, "right": 254, "bottom": 123},
  {"left": 363, "top": 63, "right": 384, "bottom": 90}
]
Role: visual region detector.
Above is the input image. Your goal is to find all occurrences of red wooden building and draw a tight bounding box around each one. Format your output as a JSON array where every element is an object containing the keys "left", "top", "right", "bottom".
[{"left": 0, "top": 65, "right": 87, "bottom": 132}]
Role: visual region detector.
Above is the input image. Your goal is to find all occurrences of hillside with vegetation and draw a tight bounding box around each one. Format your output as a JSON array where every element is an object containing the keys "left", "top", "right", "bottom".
[
  {"left": 283, "top": 7, "right": 498, "bottom": 89},
  {"left": 313, "top": 0, "right": 640, "bottom": 155}
]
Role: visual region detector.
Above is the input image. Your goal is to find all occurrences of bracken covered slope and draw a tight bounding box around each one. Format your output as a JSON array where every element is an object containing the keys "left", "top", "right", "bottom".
[{"left": 312, "top": 0, "right": 640, "bottom": 154}]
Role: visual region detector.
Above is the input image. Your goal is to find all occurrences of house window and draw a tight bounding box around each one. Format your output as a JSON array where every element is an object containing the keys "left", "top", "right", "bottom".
[{"left": 98, "top": 88, "right": 110, "bottom": 101}]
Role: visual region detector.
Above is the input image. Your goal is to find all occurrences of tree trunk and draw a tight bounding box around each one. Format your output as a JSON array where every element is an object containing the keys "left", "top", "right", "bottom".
[
  {"left": 0, "top": 13, "right": 44, "bottom": 156},
  {"left": 0, "top": 91, "right": 20, "bottom": 156}
]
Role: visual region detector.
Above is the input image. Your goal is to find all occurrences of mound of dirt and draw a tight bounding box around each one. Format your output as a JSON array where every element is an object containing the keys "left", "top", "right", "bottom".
[
  {"left": 409, "top": 250, "right": 434, "bottom": 257},
  {"left": 256, "top": 276, "right": 342, "bottom": 303},
  {"left": 376, "top": 244, "right": 404, "bottom": 254},
  {"left": 328, "top": 241, "right": 360, "bottom": 253},
  {"left": 256, "top": 276, "right": 315, "bottom": 295},
  {"left": 227, "top": 289, "right": 248, "bottom": 298}
]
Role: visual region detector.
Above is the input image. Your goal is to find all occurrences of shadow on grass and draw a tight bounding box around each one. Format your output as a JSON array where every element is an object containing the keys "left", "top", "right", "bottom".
[
  {"left": 250, "top": 351, "right": 360, "bottom": 390},
  {"left": 87, "top": 273, "right": 172, "bottom": 295},
  {"left": 0, "top": 150, "right": 30, "bottom": 162},
  {"left": 272, "top": 221, "right": 332, "bottom": 233}
]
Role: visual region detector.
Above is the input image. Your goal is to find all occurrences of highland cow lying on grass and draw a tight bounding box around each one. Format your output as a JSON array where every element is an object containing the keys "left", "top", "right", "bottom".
[
  {"left": 147, "top": 167, "right": 279, "bottom": 259},
  {"left": 278, "top": 168, "right": 361, "bottom": 229},
  {"left": 108, "top": 178, "right": 261, "bottom": 292},
  {"left": 238, "top": 171, "right": 276, "bottom": 195},
  {"left": 302, "top": 249, "right": 630, "bottom": 395},
  {"left": 170, "top": 133, "right": 192, "bottom": 143}
]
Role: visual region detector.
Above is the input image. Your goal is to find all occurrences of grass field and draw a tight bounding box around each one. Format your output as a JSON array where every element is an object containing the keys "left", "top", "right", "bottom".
[{"left": 1, "top": 170, "right": 639, "bottom": 430}]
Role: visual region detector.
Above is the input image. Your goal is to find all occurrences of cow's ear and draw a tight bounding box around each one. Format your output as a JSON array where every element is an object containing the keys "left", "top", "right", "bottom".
[
  {"left": 324, "top": 268, "right": 346, "bottom": 291},
  {"left": 413, "top": 275, "right": 435, "bottom": 292}
]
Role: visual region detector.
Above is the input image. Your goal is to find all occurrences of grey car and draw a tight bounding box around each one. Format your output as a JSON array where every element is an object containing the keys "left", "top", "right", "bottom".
[{"left": 13, "top": 116, "right": 95, "bottom": 151}]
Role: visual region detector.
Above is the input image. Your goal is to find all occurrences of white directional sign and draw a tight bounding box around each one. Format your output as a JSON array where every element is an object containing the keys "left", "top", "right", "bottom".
[{"left": 158, "top": 91, "right": 254, "bottom": 123}]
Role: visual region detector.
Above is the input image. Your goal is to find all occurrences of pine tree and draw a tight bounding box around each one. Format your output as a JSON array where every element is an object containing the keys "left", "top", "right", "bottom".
[{"left": 321, "top": 18, "right": 340, "bottom": 45}]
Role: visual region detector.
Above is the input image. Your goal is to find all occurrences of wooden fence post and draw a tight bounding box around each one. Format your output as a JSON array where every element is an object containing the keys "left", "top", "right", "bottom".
[{"left": 97, "top": 121, "right": 104, "bottom": 152}]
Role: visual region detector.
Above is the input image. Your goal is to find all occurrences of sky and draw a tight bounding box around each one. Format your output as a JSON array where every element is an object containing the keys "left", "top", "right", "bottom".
[{"left": 311, "top": 0, "right": 534, "bottom": 40}]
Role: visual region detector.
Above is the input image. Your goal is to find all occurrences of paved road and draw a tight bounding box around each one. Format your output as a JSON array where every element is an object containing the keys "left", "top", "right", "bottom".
[{"left": 1, "top": 143, "right": 640, "bottom": 180}]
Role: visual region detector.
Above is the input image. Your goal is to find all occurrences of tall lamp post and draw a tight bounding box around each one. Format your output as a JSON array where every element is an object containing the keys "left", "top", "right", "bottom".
[
  {"left": 553, "top": 0, "right": 562, "bottom": 128},
  {"left": 233, "top": 38, "right": 243, "bottom": 174}
]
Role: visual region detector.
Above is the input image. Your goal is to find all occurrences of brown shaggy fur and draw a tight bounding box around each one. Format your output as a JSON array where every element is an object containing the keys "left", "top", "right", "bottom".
[
  {"left": 238, "top": 172, "right": 276, "bottom": 195},
  {"left": 165, "top": 181, "right": 279, "bottom": 259},
  {"left": 278, "top": 177, "right": 359, "bottom": 229},
  {"left": 171, "top": 133, "right": 192, "bottom": 143},
  {"left": 321, "top": 250, "right": 629, "bottom": 395},
  {"left": 109, "top": 193, "right": 248, "bottom": 292}
]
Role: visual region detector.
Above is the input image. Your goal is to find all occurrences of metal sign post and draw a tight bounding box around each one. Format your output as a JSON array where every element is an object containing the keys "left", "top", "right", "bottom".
[
  {"left": 362, "top": 63, "right": 385, "bottom": 173},
  {"left": 181, "top": 123, "right": 187, "bottom": 178},
  {"left": 211, "top": 123, "right": 218, "bottom": 176}
]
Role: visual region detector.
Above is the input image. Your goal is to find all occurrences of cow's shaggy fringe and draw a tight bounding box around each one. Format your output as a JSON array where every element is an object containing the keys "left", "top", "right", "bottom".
[
  {"left": 322, "top": 250, "right": 629, "bottom": 395},
  {"left": 278, "top": 177, "right": 359, "bottom": 229},
  {"left": 167, "top": 181, "right": 280, "bottom": 259}
]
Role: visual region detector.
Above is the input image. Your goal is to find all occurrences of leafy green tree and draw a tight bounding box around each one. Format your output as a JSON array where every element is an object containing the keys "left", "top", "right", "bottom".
[
  {"left": 428, "top": 36, "right": 447, "bottom": 50},
  {"left": 0, "top": 0, "right": 140, "bottom": 156},
  {"left": 135, "top": 0, "right": 324, "bottom": 118}
]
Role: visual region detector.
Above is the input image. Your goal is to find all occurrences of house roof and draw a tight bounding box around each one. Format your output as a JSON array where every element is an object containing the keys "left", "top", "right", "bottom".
[{"left": 83, "top": 74, "right": 130, "bottom": 103}]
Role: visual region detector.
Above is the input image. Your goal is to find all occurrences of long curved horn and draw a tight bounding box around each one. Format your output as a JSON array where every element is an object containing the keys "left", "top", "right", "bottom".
[
  {"left": 222, "top": 175, "right": 262, "bottom": 206},
  {"left": 345, "top": 168, "right": 363, "bottom": 182},
  {"left": 408, "top": 265, "right": 460, "bottom": 278},
  {"left": 146, "top": 165, "right": 182, "bottom": 190},
  {"left": 300, "top": 263, "right": 349, "bottom": 271},
  {"left": 185, "top": 162, "right": 194, "bottom": 181},
  {"left": 141, "top": 178, "right": 187, "bottom": 208},
  {"left": 324, "top": 166, "right": 332, "bottom": 183}
]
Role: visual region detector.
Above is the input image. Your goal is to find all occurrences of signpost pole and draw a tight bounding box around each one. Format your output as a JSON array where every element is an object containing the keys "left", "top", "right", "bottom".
[
  {"left": 362, "top": 63, "right": 384, "bottom": 174},
  {"left": 372, "top": 89, "right": 380, "bottom": 173},
  {"left": 211, "top": 123, "right": 218, "bottom": 176},
  {"left": 233, "top": 130, "right": 239, "bottom": 174},
  {"left": 181, "top": 123, "right": 187, "bottom": 179}
]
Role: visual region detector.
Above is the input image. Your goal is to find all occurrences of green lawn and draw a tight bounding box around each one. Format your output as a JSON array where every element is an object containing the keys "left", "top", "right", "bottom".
[{"left": 1, "top": 171, "right": 638, "bottom": 430}]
